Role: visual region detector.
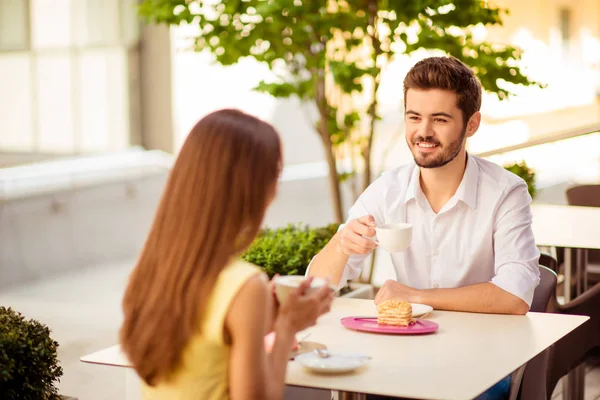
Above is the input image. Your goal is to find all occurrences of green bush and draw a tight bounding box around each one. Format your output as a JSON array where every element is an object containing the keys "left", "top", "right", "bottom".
[
  {"left": 504, "top": 161, "right": 537, "bottom": 199},
  {"left": 242, "top": 223, "right": 339, "bottom": 278},
  {"left": 0, "top": 307, "right": 63, "bottom": 400}
]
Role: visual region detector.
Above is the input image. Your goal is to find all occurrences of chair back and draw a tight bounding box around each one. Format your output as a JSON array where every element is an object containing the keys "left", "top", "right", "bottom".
[
  {"left": 566, "top": 184, "right": 600, "bottom": 207},
  {"left": 566, "top": 184, "right": 600, "bottom": 265},
  {"left": 539, "top": 252, "right": 558, "bottom": 273},
  {"left": 530, "top": 265, "right": 558, "bottom": 313}
]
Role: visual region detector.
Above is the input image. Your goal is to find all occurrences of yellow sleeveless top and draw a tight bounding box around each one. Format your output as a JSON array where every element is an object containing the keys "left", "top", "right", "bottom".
[{"left": 141, "top": 260, "right": 264, "bottom": 400}]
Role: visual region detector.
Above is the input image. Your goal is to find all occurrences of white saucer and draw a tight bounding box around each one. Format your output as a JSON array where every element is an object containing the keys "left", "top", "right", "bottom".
[{"left": 295, "top": 352, "right": 368, "bottom": 374}]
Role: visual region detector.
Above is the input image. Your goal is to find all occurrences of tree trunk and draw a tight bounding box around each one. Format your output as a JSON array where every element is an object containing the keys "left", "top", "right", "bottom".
[
  {"left": 362, "top": 146, "right": 372, "bottom": 193},
  {"left": 322, "top": 129, "right": 344, "bottom": 224},
  {"left": 313, "top": 61, "right": 344, "bottom": 224}
]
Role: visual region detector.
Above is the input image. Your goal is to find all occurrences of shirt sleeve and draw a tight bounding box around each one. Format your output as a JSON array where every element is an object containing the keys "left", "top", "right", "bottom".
[
  {"left": 490, "top": 182, "right": 541, "bottom": 307},
  {"left": 305, "top": 175, "right": 387, "bottom": 290},
  {"left": 337, "top": 176, "right": 390, "bottom": 289}
]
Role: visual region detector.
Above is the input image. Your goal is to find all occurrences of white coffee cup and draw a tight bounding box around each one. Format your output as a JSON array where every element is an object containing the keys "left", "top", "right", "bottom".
[
  {"left": 273, "top": 275, "right": 336, "bottom": 304},
  {"left": 373, "top": 223, "right": 413, "bottom": 252}
]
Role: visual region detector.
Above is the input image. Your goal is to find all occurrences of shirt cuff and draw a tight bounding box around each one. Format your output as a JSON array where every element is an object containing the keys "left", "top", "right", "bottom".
[
  {"left": 335, "top": 261, "right": 362, "bottom": 290},
  {"left": 490, "top": 263, "right": 540, "bottom": 307},
  {"left": 305, "top": 257, "right": 363, "bottom": 291}
]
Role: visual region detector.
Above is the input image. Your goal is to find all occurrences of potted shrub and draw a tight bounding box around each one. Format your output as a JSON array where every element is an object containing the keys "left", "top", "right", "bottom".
[
  {"left": 241, "top": 224, "right": 373, "bottom": 298},
  {"left": 0, "top": 307, "right": 69, "bottom": 400},
  {"left": 504, "top": 161, "right": 537, "bottom": 199}
]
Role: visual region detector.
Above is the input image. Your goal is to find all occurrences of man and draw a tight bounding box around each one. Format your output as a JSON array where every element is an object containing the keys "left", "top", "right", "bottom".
[{"left": 309, "top": 56, "right": 540, "bottom": 316}]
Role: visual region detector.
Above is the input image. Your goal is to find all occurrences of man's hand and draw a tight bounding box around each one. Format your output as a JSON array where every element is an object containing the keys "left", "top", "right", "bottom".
[
  {"left": 375, "top": 280, "right": 530, "bottom": 315},
  {"left": 337, "top": 215, "right": 378, "bottom": 256},
  {"left": 374, "top": 280, "right": 420, "bottom": 305}
]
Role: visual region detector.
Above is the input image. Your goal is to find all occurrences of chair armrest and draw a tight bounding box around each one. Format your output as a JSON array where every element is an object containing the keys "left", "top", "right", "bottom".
[{"left": 559, "top": 281, "right": 600, "bottom": 314}]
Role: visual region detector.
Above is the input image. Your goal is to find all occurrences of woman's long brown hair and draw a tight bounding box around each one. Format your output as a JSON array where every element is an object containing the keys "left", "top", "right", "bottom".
[{"left": 120, "top": 109, "right": 282, "bottom": 385}]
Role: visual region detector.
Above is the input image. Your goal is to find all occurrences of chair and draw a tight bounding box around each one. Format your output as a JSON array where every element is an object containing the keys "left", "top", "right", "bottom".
[
  {"left": 508, "top": 263, "right": 558, "bottom": 400},
  {"left": 566, "top": 184, "right": 600, "bottom": 287},
  {"left": 566, "top": 184, "right": 600, "bottom": 208},
  {"left": 538, "top": 253, "right": 558, "bottom": 273},
  {"left": 517, "top": 263, "right": 600, "bottom": 399},
  {"left": 530, "top": 265, "right": 559, "bottom": 313}
]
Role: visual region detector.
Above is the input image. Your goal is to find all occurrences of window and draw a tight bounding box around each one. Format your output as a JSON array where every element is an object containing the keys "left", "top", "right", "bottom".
[
  {"left": 36, "top": 54, "right": 75, "bottom": 152},
  {"left": 0, "top": 0, "right": 29, "bottom": 51},
  {"left": 81, "top": 0, "right": 120, "bottom": 46},
  {"left": 0, "top": 54, "right": 34, "bottom": 150},
  {"left": 0, "top": 0, "right": 142, "bottom": 154},
  {"left": 31, "top": 0, "right": 73, "bottom": 49}
]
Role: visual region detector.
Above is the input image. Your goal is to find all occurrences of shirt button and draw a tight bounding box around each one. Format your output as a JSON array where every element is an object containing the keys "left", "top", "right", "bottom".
[{"left": 433, "top": 249, "right": 439, "bottom": 257}]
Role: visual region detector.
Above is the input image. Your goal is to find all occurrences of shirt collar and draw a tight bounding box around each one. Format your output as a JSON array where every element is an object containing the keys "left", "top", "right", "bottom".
[
  {"left": 455, "top": 154, "right": 479, "bottom": 209},
  {"left": 403, "top": 163, "right": 420, "bottom": 204},
  {"left": 403, "top": 154, "right": 479, "bottom": 210}
]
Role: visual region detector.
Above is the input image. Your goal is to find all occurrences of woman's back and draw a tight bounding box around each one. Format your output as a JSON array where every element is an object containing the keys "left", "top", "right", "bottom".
[
  {"left": 120, "top": 109, "right": 333, "bottom": 400},
  {"left": 142, "top": 260, "right": 263, "bottom": 400}
]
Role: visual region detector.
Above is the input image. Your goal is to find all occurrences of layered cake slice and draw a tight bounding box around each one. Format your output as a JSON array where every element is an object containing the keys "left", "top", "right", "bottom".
[{"left": 376, "top": 300, "right": 413, "bottom": 326}]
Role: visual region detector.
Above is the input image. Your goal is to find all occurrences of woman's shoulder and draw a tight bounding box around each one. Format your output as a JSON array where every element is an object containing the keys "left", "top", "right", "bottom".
[
  {"left": 216, "top": 259, "right": 267, "bottom": 291},
  {"left": 231, "top": 258, "right": 265, "bottom": 270},
  {"left": 225, "top": 259, "right": 266, "bottom": 277}
]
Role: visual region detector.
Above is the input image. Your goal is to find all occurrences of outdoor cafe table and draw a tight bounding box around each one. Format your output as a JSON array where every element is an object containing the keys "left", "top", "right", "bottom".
[
  {"left": 531, "top": 204, "right": 600, "bottom": 301},
  {"left": 81, "top": 298, "right": 588, "bottom": 400}
]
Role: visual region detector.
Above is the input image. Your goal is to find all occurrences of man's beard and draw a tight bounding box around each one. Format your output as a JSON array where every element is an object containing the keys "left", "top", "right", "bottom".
[{"left": 409, "top": 127, "right": 466, "bottom": 169}]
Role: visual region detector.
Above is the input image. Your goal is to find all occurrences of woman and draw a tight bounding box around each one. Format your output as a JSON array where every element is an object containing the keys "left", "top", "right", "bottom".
[{"left": 120, "top": 109, "right": 333, "bottom": 400}]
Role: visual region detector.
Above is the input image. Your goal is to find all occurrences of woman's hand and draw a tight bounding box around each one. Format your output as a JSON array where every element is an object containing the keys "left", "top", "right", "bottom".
[{"left": 275, "top": 277, "right": 334, "bottom": 334}]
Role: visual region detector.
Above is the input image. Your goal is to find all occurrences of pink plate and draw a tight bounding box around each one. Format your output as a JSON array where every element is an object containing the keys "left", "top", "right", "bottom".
[{"left": 340, "top": 316, "right": 439, "bottom": 334}]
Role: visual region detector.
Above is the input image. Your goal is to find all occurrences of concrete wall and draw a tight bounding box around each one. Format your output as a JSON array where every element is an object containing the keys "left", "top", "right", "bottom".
[{"left": 0, "top": 151, "right": 170, "bottom": 288}]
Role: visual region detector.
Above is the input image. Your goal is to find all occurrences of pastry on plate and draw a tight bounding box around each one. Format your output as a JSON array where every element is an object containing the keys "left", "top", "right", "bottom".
[{"left": 376, "top": 300, "right": 413, "bottom": 326}]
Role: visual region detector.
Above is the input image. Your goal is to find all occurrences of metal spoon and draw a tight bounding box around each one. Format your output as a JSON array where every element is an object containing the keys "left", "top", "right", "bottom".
[
  {"left": 313, "top": 348, "right": 372, "bottom": 360},
  {"left": 296, "top": 332, "right": 311, "bottom": 346}
]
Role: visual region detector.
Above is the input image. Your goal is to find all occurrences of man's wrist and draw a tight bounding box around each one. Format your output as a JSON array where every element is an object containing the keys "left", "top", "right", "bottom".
[
  {"left": 333, "top": 233, "right": 346, "bottom": 255},
  {"left": 411, "top": 287, "right": 426, "bottom": 304}
]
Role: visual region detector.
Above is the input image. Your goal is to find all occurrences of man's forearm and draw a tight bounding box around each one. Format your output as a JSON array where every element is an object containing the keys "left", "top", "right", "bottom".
[
  {"left": 415, "top": 282, "right": 529, "bottom": 315},
  {"left": 307, "top": 233, "right": 349, "bottom": 286}
]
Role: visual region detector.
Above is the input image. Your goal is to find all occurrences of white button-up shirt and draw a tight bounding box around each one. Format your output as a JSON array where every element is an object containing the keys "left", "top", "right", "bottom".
[{"left": 339, "top": 155, "right": 540, "bottom": 306}]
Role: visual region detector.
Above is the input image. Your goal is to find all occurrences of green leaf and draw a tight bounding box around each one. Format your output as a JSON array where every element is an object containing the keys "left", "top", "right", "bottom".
[
  {"left": 504, "top": 161, "right": 537, "bottom": 199},
  {"left": 343, "top": 111, "right": 361, "bottom": 130},
  {"left": 254, "top": 78, "right": 314, "bottom": 99}
]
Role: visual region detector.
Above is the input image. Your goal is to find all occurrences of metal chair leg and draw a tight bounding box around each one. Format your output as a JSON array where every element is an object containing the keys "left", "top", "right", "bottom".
[
  {"left": 338, "top": 392, "right": 367, "bottom": 400},
  {"left": 563, "top": 364, "right": 586, "bottom": 400}
]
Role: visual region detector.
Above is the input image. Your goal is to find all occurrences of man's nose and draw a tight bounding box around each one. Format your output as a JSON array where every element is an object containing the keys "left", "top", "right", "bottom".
[{"left": 418, "top": 120, "right": 434, "bottom": 138}]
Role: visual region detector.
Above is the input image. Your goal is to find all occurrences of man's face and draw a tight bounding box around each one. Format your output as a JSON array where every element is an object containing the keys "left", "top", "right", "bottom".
[{"left": 405, "top": 88, "right": 469, "bottom": 169}]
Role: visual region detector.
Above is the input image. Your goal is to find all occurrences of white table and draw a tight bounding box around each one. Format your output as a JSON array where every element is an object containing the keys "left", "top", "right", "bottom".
[
  {"left": 531, "top": 204, "right": 600, "bottom": 301},
  {"left": 81, "top": 298, "right": 588, "bottom": 400}
]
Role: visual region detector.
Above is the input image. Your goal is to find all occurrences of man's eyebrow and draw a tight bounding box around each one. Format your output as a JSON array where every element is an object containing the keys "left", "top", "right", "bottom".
[
  {"left": 431, "top": 112, "right": 453, "bottom": 119},
  {"left": 405, "top": 110, "right": 454, "bottom": 119}
]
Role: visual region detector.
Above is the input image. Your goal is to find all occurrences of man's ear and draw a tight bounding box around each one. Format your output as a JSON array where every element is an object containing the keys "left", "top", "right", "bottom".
[{"left": 465, "top": 111, "right": 481, "bottom": 138}]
